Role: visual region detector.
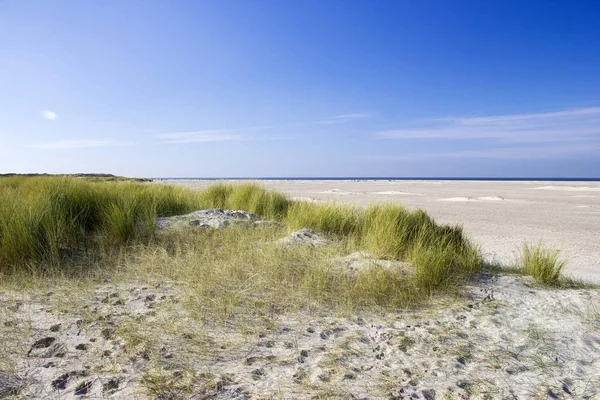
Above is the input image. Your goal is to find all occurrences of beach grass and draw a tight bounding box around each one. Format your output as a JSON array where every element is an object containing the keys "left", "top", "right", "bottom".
[
  {"left": 0, "top": 176, "right": 486, "bottom": 311},
  {"left": 518, "top": 242, "right": 567, "bottom": 286},
  {"left": 0, "top": 176, "right": 200, "bottom": 268}
]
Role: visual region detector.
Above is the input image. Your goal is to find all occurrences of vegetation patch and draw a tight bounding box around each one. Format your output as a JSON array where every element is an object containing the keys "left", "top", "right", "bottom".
[
  {"left": 518, "top": 242, "right": 567, "bottom": 286},
  {"left": 0, "top": 176, "right": 482, "bottom": 304}
]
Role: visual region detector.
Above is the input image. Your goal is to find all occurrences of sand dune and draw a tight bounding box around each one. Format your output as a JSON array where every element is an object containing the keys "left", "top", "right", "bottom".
[{"left": 160, "top": 180, "right": 600, "bottom": 282}]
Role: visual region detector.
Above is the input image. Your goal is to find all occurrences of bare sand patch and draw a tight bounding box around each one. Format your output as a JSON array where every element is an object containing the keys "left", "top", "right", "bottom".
[
  {"left": 319, "top": 189, "right": 364, "bottom": 195},
  {"left": 3, "top": 275, "right": 599, "bottom": 399},
  {"left": 289, "top": 196, "right": 322, "bottom": 203},
  {"left": 372, "top": 190, "right": 423, "bottom": 196},
  {"left": 439, "top": 196, "right": 505, "bottom": 202},
  {"left": 534, "top": 185, "right": 600, "bottom": 192}
]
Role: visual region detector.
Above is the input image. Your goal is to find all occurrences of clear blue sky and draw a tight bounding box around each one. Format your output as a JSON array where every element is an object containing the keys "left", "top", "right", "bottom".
[{"left": 1, "top": 0, "right": 599, "bottom": 178}]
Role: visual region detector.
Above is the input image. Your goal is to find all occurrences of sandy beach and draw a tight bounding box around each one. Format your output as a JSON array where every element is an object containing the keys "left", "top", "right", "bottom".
[
  {"left": 2, "top": 177, "right": 600, "bottom": 399},
  {"left": 161, "top": 180, "right": 600, "bottom": 282}
]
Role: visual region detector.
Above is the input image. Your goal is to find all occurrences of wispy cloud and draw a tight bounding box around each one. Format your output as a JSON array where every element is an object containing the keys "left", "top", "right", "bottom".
[
  {"left": 157, "top": 126, "right": 283, "bottom": 144},
  {"left": 318, "top": 113, "right": 371, "bottom": 124},
  {"left": 40, "top": 110, "right": 57, "bottom": 121},
  {"left": 158, "top": 131, "right": 244, "bottom": 144},
  {"left": 155, "top": 114, "right": 373, "bottom": 144},
  {"left": 377, "top": 107, "right": 600, "bottom": 143},
  {"left": 366, "top": 142, "right": 600, "bottom": 160},
  {"left": 32, "top": 140, "right": 128, "bottom": 149},
  {"left": 370, "top": 106, "right": 600, "bottom": 161}
]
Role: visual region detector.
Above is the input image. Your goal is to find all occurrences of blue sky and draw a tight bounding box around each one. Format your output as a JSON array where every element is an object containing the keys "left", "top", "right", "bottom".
[{"left": 1, "top": 0, "right": 599, "bottom": 178}]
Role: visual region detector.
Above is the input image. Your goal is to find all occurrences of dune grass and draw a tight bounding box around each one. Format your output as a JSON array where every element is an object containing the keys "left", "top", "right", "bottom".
[
  {"left": 0, "top": 176, "right": 485, "bottom": 310},
  {"left": 128, "top": 226, "right": 419, "bottom": 314},
  {"left": 0, "top": 176, "right": 202, "bottom": 269},
  {"left": 518, "top": 242, "right": 567, "bottom": 286}
]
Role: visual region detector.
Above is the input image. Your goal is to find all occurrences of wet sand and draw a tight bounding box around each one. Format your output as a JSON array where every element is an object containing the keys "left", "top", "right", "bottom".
[{"left": 161, "top": 180, "right": 600, "bottom": 282}]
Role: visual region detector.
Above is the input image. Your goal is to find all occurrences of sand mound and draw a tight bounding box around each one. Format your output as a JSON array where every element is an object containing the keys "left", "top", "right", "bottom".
[
  {"left": 330, "top": 252, "right": 412, "bottom": 277},
  {"left": 155, "top": 209, "right": 269, "bottom": 232},
  {"left": 276, "top": 228, "right": 329, "bottom": 247},
  {"left": 478, "top": 195, "right": 505, "bottom": 201}
]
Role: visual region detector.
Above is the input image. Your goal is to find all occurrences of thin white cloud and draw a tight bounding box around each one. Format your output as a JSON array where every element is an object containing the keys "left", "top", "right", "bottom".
[
  {"left": 369, "top": 107, "right": 600, "bottom": 162},
  {"left": 155, "top": 114, "right": 374, "bottom": 144},
  {"left": 442, "top": 107, "right": 600, "bottom": 125},
  {"left": 318, "top": 113, "right": 371, "bottom": 124},
  {"left": 157, "top": 126, "right": 284, "bottom": 144},
  {"left": 40, "top": 110, "right": 57, "bottom": 121},
  {"left": 335, "top": 113, "right": 371, "bottom": 119},
  {"left": 365, "top": 142, "right": 600, "bottom": 160},
  {"left": 158, "top": 131, "right": 244, "bottom": 144},
  {"left": 377, "top": 107, "right": 600, "bottom": 143},
  {"left": 32, "top": 140, "right": 128, "bottom": 149}
]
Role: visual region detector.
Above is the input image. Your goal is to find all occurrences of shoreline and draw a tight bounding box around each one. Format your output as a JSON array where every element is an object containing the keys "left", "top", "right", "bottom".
[{"left": 151, "top": 177, "right": 600, "bottom": 183}]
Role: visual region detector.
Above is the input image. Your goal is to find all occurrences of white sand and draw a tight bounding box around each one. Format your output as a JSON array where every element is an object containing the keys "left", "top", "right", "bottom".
[
  {"left": 534, "top": 185, "right": 600, "bottom": 192},
  {"left": 4, "top": 275, "right": 600, "bottom": 398},
  {"left": 160, "top": 180, "right": 600, "bottom": 282}
]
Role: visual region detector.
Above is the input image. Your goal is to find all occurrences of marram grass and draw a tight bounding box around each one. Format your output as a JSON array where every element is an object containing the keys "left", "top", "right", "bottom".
[
  {"left": 519, "top": 242, "right": 567, "bottom": 286},
  {"left": 0, "top": 176, "right": 201, "bottom": 268},
  {"left": 0, "top": 176, "right": 487, "bottom": 308}
]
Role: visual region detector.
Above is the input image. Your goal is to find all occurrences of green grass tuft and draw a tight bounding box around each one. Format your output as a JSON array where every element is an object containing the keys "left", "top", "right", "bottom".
[
  {"left": 410, "top": 233, "right": 481, "bottom": 293},
  {"left": 0, "top": 176, "right": 202, "bottom": 269},
  {"left": 519, "top": 242, "right": 567, "bottom": 285}
]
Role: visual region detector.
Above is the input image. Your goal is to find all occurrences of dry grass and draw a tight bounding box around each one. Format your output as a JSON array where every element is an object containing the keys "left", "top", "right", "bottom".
[{"left": 150, "top": 227, "right": 418, "bottom": 314}]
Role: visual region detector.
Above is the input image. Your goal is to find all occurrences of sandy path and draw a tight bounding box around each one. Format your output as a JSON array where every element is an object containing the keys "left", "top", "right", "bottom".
[{"left": 159, "top": 180, "right": 600, "bottom": 282}]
